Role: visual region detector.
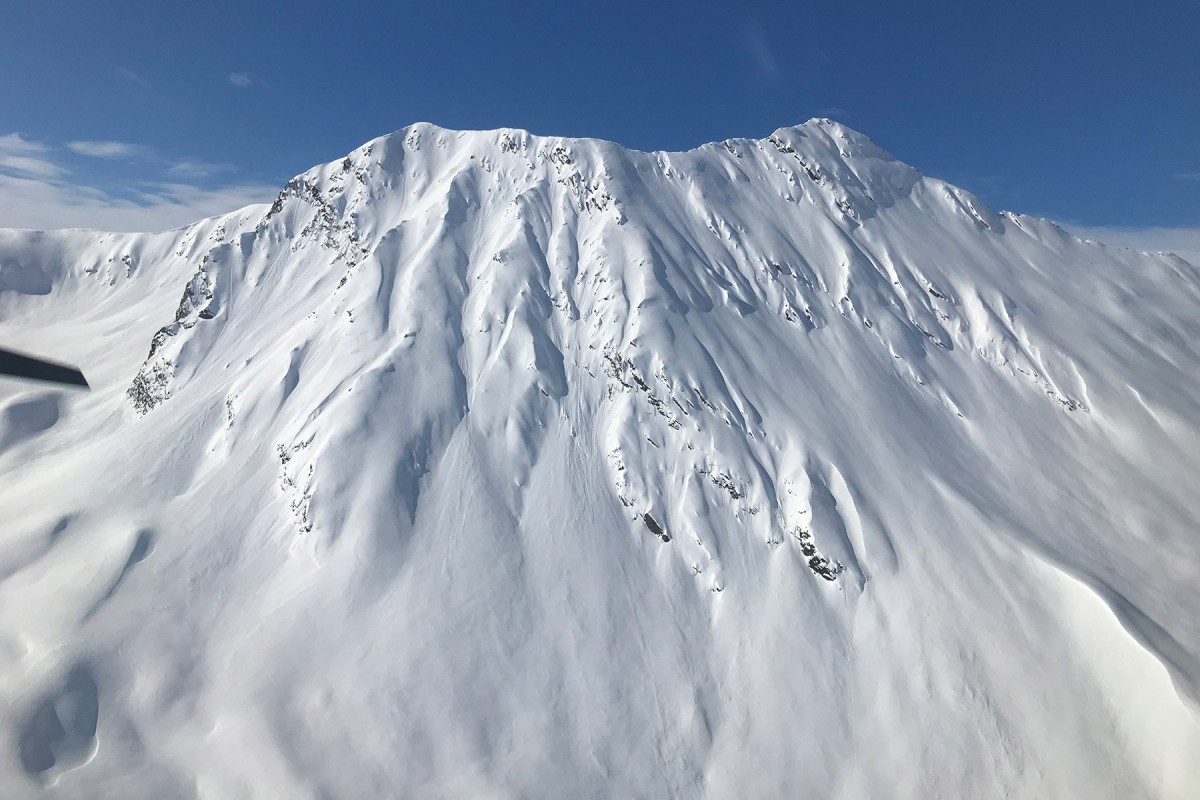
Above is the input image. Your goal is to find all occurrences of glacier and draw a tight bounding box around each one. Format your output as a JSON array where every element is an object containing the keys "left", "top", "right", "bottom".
[{"left": 1, "top": 119, "right": 1198, "bottom": 798}]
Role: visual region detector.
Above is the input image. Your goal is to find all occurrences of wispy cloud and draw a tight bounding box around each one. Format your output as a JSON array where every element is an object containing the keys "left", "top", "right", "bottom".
[
  {"left": 117, "top": 66, "right": 151, "bottom": 88},
  {"left": 66, "top": 140, "right": 149, "bottom": 159},
  {"left": 167, "top": 159, "right": 235, "bottom": 179},
  {"left": 1173, "top": 172, "right": 1200, "bottom": 181},
  {"left": 739, "top": 21, "right": 780, "bottom": 81},
  {"left": 1063, "top": 223, "right": 1200, "bottom": 266},
  {"left": 64, "top": 137, "right": 236, "bottom": 182},
  {"left": 0, "top": 172, "right": 275, "bottom": 233},
  {"left": 0, "top": 133, "right": 45, "bottom": 155},
  {"left": 65, "top": 140, "right": 229, "bottom": 178},
  {"left": 0, "top": 133, "right": 66, "bottom": 178},
  {"left": 228, "top": 72, "right": 255, "bottom": 89},
  {"left": 0, "top": 155, "right": 66, "bottom": 178},
  {"left": 0, "top": 132, "right": 274, "bottom": 232}
]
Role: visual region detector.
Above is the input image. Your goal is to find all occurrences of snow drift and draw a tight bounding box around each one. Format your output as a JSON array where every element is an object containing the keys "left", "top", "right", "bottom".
[{"left": 1, "top": 119, "right": 1199, "bottom": 798}]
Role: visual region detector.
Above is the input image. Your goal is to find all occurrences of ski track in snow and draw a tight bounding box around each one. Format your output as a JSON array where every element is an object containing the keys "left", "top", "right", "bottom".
[{"left": 1, "top": 119, "right": 1199, "bottom": 798}]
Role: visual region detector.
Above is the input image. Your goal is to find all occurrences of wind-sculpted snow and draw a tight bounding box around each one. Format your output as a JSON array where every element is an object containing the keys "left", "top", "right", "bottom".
[{"left": 1, "top": 120, "right": 1199, "bottom": 798}]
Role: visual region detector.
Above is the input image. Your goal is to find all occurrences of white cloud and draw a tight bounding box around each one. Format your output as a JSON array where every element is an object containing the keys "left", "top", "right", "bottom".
[
  {"left": 0, "top": 133, "right": 46, "bottom": 154},
  {"left": 1174, "top": 173, "right": 1200, "bottom": 181},
  {"left": 739, "top": 21, "right": 780, "bottom": 81},
  {"left": 64, "top": 141, "right": 231, "bottom": 179},
  {"left": 0, "top": 131, "right": 274, "bottom": 232},
  {"left": 1063, "top": 224, "right": 1200, "bottom": 267},
  {"left": 167, "top": 159, "right": 235, "bottom": 179},
  {"left": 0, "top": 154, "right": 66, "bottom": 178},
  {"left": 228, "top": 72, "right": 254, "bottom": 89},
  {"left": 0, "top": 171, "right": 275, "bottom": 232},
  {"left": 0, "top": 133, "right": 65, "bottom": 178},
  {"left": 66, "top": 140, "right": 148, "bottom": 159},
  {"left": 117, "top": 66, "right": 151, "bottom": 88}
]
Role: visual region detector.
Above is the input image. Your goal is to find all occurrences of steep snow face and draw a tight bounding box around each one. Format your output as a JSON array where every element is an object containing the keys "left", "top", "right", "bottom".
[{"left": 2, "top": 119, "right": 1199, "bottom": 798}]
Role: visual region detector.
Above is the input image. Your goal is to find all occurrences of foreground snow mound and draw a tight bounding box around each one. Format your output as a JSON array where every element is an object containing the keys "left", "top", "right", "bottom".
[{"left": 2, "top": 119, "right": 1199, "bottom": 798}]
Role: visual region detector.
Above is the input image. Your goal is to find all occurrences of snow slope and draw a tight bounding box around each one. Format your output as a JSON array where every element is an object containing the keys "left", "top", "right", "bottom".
[{"left": 1, "top": 119, "right": 1199, "bottom": 798}]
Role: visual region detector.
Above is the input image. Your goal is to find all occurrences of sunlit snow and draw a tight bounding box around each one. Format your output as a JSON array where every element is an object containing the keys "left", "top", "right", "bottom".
[{"left": 1, "top": 120, "right": 1198, "bottom": 798}]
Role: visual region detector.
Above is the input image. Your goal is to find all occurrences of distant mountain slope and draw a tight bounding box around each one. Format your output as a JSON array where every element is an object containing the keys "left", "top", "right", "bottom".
[{"left": 1, "top": 119, "right": 1198, "bottom": 799}]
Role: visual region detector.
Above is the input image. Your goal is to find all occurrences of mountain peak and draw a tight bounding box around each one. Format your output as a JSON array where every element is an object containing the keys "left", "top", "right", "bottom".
[{"left": 334, "top": 117, "right": 892, "bottom": 175}]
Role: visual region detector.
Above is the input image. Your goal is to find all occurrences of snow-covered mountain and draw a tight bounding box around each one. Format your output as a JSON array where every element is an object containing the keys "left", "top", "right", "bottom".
[{"left": 1, "top": 119, "right": 1198, "bottom": 799}]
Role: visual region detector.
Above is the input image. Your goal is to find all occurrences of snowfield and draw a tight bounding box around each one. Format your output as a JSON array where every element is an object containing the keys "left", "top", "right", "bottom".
[{"left": 1, "top": 119, "right": 1198, "bottom": 798}]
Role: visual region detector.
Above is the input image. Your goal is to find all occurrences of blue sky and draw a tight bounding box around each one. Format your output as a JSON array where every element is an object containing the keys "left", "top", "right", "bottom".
[{"left": 1, "top": 0, "right": 1196, "bottom": 256}]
